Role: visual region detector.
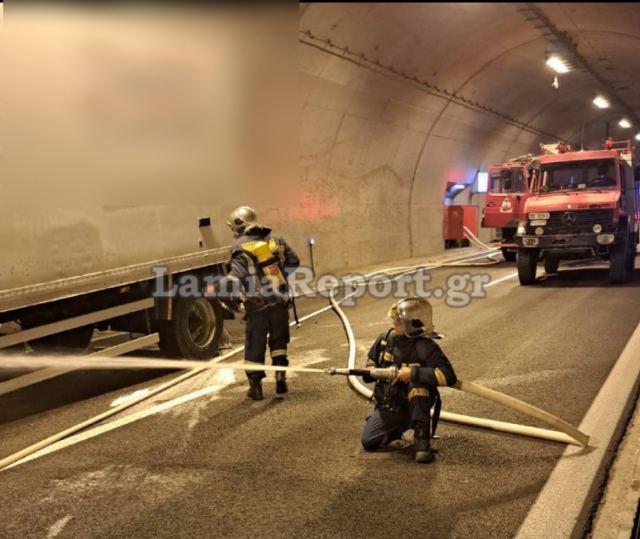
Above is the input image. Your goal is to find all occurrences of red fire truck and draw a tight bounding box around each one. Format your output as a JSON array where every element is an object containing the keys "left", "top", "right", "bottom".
[
  {"left": 514, "top": 140, "right": 639, "bottom": 285},
  {"left": 481, "top": 155, "right": 534, "bottom": 261}
]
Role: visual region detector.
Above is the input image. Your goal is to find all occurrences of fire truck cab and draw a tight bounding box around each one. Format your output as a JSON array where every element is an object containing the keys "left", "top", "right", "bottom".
[
  {"left": 481, "top": 155, "right": 534, "bottom": 261},
  {"left": 514, "top": 140, "right": 639, "bottom": 285}
]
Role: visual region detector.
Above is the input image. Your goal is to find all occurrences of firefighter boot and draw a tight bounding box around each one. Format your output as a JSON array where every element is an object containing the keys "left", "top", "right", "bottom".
[
  {"left": 247, "top": 378, "right": 264, "bottom": 401},
  {"left": 414, "top": 422, "right": 435, "bottom": 464},
  {"left": 276, "top": 371, "right": 288, "bottom": 395}
]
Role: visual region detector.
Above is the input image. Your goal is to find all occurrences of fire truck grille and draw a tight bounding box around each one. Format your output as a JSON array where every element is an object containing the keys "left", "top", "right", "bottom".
[{"left": 531, "top": 209, "right": 614, "bottom": 234}]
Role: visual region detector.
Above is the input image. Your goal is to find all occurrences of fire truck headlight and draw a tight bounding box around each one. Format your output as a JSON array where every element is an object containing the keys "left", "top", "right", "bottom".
[
  {"left": 596, "top": 234, "right": 615, "bottom": 245},
  {"left": 535, "top": 227, "right": 544, "bottom": 236},
  {"left": 517, "top": 224, "right": 526, "bottom": 235},
  {"left": 593, "top": 224, "right": 602, "bottom": 233}
]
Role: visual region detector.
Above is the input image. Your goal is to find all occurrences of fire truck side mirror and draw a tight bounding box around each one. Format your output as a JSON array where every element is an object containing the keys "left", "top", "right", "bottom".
[{"left": 530, "top": 159, "right": 541, "bottom": 172}]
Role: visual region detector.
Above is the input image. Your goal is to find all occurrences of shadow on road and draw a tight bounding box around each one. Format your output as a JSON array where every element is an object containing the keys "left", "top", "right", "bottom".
[{"left": 534, "top": 267, "right": 640, "bottom": 288}]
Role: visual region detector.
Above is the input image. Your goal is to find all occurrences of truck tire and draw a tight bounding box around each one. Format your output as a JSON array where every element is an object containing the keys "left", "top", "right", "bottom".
[
  {"left": 517, "top": 249, "right": 539, "bottom": 285},
  {"left": 609, "top": 235, "right": 630, "bottom": 284},
  {"left": 158, "top": 297, "right": 223, "bottom": 359},
  {"left": 501, "top": 248, "right": 516, "bottom": 262},
  {"left": 544, "top": 257, "right": 559, "bottom": 274},
  {"left": 27, "top": 326, "right": 94, "bottom": 355}
]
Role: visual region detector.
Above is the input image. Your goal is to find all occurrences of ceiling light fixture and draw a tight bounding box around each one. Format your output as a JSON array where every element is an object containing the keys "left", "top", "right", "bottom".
[
  {"left": 619, "top": 118, "right": 632, "bottom": 129},
  {"left": 593, "top": 95, "right": 610, "bottom": 109},
  {"left": 546, "top": 55, "right": 570, "bottom": 74}
]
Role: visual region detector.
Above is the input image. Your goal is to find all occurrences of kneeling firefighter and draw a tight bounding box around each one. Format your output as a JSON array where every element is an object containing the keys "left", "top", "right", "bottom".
[
  {"left": 361, "top": 297, "right": 457, "bottom": 463},
  {"left": 222, "top": 206, "right": 300, "bottom": 400}
]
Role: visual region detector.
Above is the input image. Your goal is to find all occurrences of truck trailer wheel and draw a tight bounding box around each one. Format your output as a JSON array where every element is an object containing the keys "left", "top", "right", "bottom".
[
  {"left": 543, "top": 257, "right": 559, "bottom": 274},
  {"left": 501, "top": 248, "right": 517, "bottom": 262},
  {"left": 609, "top": 236, "right": 630, "bottom": 284},
  {"left": 517, "top": 249, "right": 539, "bottom": 285},
  {"left": 158, "top": 297, "right": 223, "bottom": 359}
]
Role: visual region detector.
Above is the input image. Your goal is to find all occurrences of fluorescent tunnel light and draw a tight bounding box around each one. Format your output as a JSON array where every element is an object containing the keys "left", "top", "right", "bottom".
[{"left": 546, "top": 55, "right": 569, "bottom": 74}]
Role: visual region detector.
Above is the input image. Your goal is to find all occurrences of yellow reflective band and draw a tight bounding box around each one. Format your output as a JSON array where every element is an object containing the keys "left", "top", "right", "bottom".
[
  {"left": 383, "top": 352, "right": 393, "bottom": 360},
  {"left": 434, "top": 368, "right": 447, "bottom": 386},
  {"left": 270, "top": 349, "right": 288, "bottom": 358},
  {"left": 409, "top": 388, "right": 429, "bottom": 400},
  {"left": 403, "top": 363, "right": 421, "bottom": 367},
  {"left": 244, "top": 359, "right": 263, "bottom": 365}
]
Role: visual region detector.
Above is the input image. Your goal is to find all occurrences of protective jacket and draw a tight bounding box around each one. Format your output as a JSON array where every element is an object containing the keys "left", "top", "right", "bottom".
[
  {"left": 364, "top": 330, "right": 457, "bottom": 427},
  {"left": 229, "top": 226, "right": 300, "bottom": 312}
]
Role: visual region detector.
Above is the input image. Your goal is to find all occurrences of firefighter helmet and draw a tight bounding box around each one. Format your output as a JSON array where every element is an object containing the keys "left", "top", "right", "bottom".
[
  {"left": 388, "top": 297, "right": 434, "bottom": 338},
  {"left": 227, "top": 206, "right": 259, "bottom": 236}
]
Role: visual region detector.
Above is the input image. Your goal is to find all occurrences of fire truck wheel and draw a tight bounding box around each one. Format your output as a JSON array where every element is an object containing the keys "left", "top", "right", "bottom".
[
  {"left": 158, "top": 297, "right": 223, "bottom": 359},
  {"left": 501, "top": 248, "right": 517, "bottom": 262},
  {"left": 543, "top": 257, "right": 559, "bottom": 274},
  {"left": 609, "top": 235, "right": 630, "bottom": 284},
  {"left": 626, "top": 244, "right": 636, "bottom": 273},
  {"left": 517, "top": 249, "right": 539, "bottom": 285}
]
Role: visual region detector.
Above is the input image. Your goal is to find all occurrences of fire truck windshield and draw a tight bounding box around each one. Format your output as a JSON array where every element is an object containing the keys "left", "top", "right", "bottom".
[{"left": 539, "top": 159, "right": 617, "bottom": 193}]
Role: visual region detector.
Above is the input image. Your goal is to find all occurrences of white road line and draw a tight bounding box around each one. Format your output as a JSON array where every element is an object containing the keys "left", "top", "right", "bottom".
[
  {"left": 515, "top": 319, "right": 640, "bottom": 538},
  {"left": 47, "top": 515, "right": 73, "bottom": 538},
  {"left": 485, "top": 272, "right": 518, "bottom": 288}
]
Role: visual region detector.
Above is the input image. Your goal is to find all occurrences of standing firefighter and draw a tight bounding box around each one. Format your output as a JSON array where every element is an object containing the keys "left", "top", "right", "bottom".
[
  {"left": 224, "top": 206, "right": 300, "bottom": 401},
  {"left": 361, "top": 297, "right": 457, "bottom": 463}
]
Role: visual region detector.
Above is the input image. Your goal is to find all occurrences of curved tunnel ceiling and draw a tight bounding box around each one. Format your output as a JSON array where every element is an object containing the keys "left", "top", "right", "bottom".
[
  {"left": 289, "top": 3, "right": 640, "bottom": 272},
  {"left": 300, "top": 2, "right": 640, "bottom": 146}
]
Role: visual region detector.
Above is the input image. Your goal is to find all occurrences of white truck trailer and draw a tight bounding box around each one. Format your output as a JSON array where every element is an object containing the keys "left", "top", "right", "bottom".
[{"left": 0, "top": 206, "right": 232, "bottom": 358}]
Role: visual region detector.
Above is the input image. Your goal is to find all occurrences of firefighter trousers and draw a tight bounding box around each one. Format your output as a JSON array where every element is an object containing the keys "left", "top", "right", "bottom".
[
  {"left": 361, "top": 390, "right": 434, "bottom": 451},
  {"left": 244, "top": 301, "right": 290, "bottom": 382}
]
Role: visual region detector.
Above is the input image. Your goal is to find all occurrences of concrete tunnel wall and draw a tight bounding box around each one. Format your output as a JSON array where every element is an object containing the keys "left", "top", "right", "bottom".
[{"left": 277, "top": 3, "right": 550, "bottom": 274}]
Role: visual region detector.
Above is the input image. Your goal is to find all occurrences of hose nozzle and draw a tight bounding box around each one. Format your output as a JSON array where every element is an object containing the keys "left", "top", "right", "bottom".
[{"left": 325, "top": 368, "right": 351, "bottom": 376}]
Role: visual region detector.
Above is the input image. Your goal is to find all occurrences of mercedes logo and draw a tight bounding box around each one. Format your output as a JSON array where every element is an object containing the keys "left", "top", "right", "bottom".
[{"left": 562, "top": 212, "right": 577, "bottom": 225}]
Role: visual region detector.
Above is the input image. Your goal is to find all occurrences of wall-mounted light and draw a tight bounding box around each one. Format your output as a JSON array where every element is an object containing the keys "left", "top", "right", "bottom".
[
  {"left": 593, "top": 95, "right": 610, "bottom": 109},
  {"left": 635, "top": 133, "right": 640, "bottom": 141},
  {"left": 546, "top": 55, "right": 570, "bottom": 74},
  {"left": 619, "top": 118, "right": 632, "bottom": 129}
]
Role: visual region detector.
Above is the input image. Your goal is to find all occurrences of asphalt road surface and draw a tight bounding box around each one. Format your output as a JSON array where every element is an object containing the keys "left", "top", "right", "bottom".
[{"left": 1, "top": 257, "right": 639, "bottom": 539}]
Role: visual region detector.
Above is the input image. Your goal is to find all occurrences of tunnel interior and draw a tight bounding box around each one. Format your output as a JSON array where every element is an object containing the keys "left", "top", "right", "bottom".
[
  {"left": 2, "top": 3, "right": 639, "bottom": 284},
  {"left": 296, "top": 2, "right": 640, "bottom": 272}
]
